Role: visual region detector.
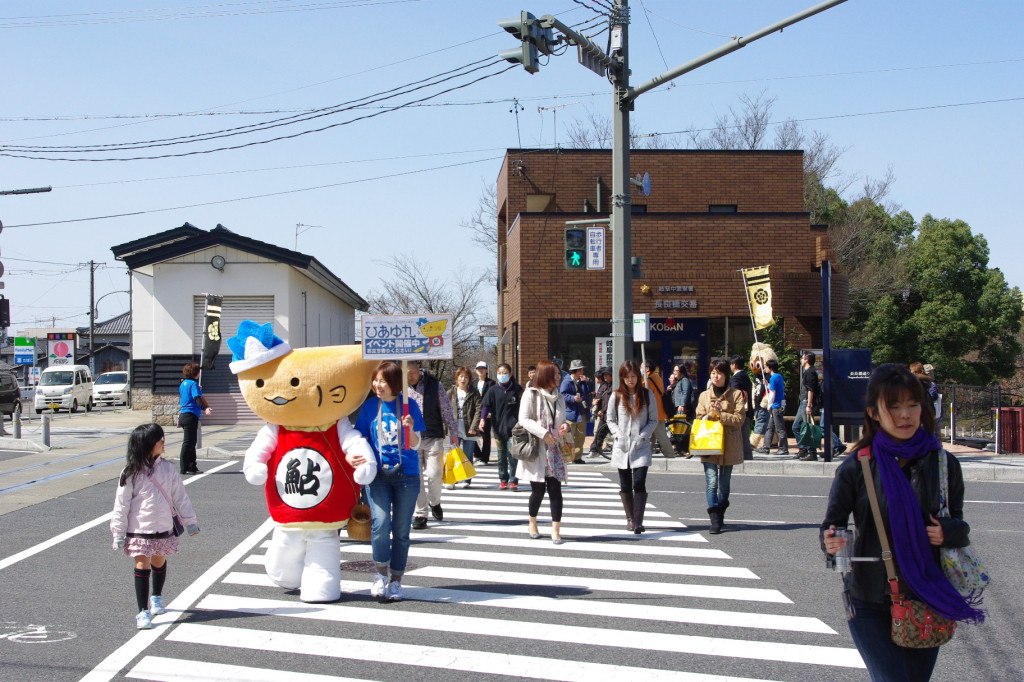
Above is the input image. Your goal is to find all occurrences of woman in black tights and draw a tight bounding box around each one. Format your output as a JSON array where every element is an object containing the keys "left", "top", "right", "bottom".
[
  {"left": 606, "top": 361, "right": 658, "bottom": 533},
  {"left": 517, "top": 360, "right": 570, "bottom": 544}
]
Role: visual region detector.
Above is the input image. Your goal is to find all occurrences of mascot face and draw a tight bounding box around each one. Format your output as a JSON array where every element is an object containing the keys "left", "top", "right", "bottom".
[{"left": 237, "top": 345, "right": 377, "bottom": 427}]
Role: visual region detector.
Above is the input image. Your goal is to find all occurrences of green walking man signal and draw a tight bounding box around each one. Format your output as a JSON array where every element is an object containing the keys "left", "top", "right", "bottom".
[{"left": 564, "top": 228, "right": 586, "bottom": 270}]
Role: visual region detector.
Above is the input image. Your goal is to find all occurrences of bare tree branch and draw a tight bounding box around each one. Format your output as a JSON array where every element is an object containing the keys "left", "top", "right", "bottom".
[
  {"left": 365, "top": 254, "right": 494, "bottom": 382},
  {"left": 459, "top": 182, "right": 498, "bottom": 256}
]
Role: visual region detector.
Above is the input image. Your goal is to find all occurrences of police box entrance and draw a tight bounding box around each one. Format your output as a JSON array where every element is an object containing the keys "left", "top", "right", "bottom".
[{"left": 637, "top": 318, "right": 708, "bottom": 387}]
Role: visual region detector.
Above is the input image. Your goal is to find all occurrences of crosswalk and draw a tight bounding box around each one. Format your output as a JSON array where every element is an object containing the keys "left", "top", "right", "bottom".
[{"left": 108, "top": 468, "right": 866, "bottom": 681}]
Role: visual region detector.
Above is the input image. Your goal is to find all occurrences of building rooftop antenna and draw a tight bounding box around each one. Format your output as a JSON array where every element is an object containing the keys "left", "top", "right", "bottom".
[{"left": 537, "top": 101, "right": 578, "bottom": 149}]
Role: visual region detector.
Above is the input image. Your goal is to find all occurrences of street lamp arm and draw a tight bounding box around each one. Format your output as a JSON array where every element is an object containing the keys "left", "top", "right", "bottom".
[
  {"left": 93, "top": 290, "right": 130, "bottom": 318},
  {"left": 627, "top": 0, "right": 849, "bottom": 102}
]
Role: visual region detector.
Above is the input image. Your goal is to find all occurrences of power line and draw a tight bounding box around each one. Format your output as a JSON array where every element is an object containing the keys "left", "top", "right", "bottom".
[
  {"left": 0, "top": 0, "right": 422, "bottom": 29},
  {"left": 4, "top": 57, "right": 504, "bottom": 153},
  {"left": 2, "top": 155, "right": 506, "bottom": 228}
]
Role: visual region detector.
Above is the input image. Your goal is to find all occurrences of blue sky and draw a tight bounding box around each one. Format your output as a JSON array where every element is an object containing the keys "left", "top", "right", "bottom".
[{"left": 2, "top": 0, "right": 1021, "bottom": 333}]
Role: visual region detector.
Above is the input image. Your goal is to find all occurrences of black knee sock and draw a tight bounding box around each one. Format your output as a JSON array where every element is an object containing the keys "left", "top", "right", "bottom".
[
  {"left": 134, "top": 568, "right": 151, "bottom": 611},
  {"left": 151, "top": 562, "right": 167, "bottom": 597}
]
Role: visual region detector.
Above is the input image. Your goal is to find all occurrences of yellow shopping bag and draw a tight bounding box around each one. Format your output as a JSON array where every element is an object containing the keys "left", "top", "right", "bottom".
[
  {"left": 443, "top": 446, "right": 477, "bottom": 484},
  {"left": 690, "top": 418, "right": 725, "bottom": 456}
]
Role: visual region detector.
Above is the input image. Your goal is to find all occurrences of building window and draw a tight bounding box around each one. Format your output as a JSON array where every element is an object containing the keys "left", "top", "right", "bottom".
[
  {"left": 709, "top": 204, "right": 738, "bottom": 213},
  {"left": 526, "top": 194, "right": 555, "bottom": 212},
  {"left": 630, "top": 203, "right": 647, "bottom": 214},
  {"left": 547, "top": 319, "right": 612, "bottom": 371},
  {"left": 707, "top": 316, "right": 754, "bottom": 360}
]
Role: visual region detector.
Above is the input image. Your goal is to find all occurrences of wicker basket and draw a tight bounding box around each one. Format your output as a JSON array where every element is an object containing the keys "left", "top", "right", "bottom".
[{"left": 345, "top": 504, "right": 372, "bottom": 541}]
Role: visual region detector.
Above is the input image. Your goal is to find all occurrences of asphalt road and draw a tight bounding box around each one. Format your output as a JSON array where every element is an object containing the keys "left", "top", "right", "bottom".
[{"left": 0, "top": 451, "right": 1020, "bottom": 681}]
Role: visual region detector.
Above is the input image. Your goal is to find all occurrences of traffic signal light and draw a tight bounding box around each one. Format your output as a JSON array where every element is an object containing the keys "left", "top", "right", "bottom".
[
  {"left": 497, "top": 11, "right": 553, "bottom": 74},
  {"left": 564, "top": 228, "right": 586, "bottom": 270},
  {"left": 0, "top": 297, "right": 9, "bottom": 328}
]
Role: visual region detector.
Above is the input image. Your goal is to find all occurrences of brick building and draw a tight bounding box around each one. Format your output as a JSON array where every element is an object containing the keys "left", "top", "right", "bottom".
[{"left": 495, "top": 148, "right": 850, "bottom": 384}]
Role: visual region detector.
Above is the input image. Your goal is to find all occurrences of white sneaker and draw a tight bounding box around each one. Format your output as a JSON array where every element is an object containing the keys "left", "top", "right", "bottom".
[
  {"left": 135, "top": 610, "right": 153, "bottom": 629},
  {"left": 149, "top": 595, "right": 166, "bottom": 615},
  {"left": 442, "top": 483, "right": 455, "bottom": 490},
  {"left": 370, "top": 573, "right": 388, "bottom": 598},
  {"left": 458, "top": 479, "right": 472, "bottom": 489},
  {"left": 384, "top": 580, "right": 403, "bottom": 602}
]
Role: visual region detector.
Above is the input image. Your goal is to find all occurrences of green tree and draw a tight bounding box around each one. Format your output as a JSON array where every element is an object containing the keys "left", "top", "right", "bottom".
[{"left": 857, "top": 216, "right": 1023, "bottom": 384}]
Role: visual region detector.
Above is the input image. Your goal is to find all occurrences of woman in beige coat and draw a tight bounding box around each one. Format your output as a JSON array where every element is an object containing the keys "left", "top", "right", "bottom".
[{"left": 695, "top": 358, "right": 746, "bottom": 534}]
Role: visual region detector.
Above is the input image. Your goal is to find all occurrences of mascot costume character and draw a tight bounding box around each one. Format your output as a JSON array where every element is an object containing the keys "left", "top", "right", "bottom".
[
  {"left": 229, "top": 320, "right": 378, "bottom": 602},
  {"left": 748, "top": 342, "right": 779, "bottom": 450}
]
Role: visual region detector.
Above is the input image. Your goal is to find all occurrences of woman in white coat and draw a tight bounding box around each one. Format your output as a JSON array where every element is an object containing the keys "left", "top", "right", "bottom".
[
  {"left": 606, "top": 360, "right": 659, "bottom": 533},
  {"left": 518, "top": 360, "right": 570, "bottom": 544}
]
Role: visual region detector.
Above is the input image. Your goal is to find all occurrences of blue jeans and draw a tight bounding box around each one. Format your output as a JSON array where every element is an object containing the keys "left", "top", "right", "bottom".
[
  {"left": 460, "top": 438, "right": 478, "bottom": 481},
  {"left": 495, "top": 437, "right": 518, "bottom": 484},
  {"left": 753, "top": 407, "right": 769, "bottom": 435},
  {"left": 702, "top": 462, "right": 732, "bottom": 508},
  {"left": 847, "top": 597, "right": 940, "bottom": 682},
  {"left": 366, "top": 474, "right": 419, "bottom": 575}
]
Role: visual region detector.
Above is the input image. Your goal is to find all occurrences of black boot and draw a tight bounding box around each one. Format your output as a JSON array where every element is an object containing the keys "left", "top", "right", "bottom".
[
  {"left": 708, "top": 506, "right": 723, "bottom": 534},
  {"left": 618, "top": 491, "right": 635, "bottom": 532},
  {"left": 632, "top": 492, "right": 648, "bottom": 534}
]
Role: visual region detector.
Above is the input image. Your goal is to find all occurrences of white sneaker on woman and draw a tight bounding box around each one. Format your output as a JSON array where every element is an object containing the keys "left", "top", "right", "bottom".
[
  {"left": 384, "top": 580, "right": 403, "bottom": 602},
  {"left": 370, "top": 573, "right": 388, "bottom": 598}
]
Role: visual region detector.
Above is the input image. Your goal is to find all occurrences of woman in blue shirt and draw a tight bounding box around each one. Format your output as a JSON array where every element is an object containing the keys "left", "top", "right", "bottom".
[
  {"left": 178, "top": 362, "right": 211, "bottom": 475},
  {"left": 354, "top": 361, "right": 424, "bottom": 602}
]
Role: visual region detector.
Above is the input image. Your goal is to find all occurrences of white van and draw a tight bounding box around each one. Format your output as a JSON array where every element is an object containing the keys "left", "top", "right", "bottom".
[{"left": 34, "top": 365, "right": 95, "bottom": 413}]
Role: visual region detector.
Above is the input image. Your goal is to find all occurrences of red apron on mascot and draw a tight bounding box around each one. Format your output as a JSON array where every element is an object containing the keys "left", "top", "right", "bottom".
[{"left": 265, "top": 426, "right": 358, "bottom": 526}]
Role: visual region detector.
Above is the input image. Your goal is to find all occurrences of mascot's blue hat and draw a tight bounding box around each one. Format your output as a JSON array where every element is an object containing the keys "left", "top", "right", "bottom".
[{"left": 227, "top": 320, "right": 292, "bottom": 374}]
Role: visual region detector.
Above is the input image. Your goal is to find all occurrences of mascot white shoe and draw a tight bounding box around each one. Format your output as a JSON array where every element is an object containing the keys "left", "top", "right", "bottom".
[{"left": 228, "top": 321, "right": 378, "bottom": 602}]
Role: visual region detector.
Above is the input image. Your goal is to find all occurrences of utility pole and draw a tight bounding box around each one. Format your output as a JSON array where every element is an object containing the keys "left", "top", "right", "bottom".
[
  {"left": 88, "top": 260, "right": 96, "bottom": 372},
  {"left": 608, "top": 0, "right": 633, "bottom": 374},
  {"left": 498, "top": 0, "right": 850, "bottom": 375}
]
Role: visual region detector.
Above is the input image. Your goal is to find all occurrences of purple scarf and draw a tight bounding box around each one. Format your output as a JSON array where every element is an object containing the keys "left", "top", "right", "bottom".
[{"left": 872, "top": 427, "right": 985, "bottom": 623}]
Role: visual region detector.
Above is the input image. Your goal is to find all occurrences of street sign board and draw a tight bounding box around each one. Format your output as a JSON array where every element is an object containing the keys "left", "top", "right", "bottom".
[
  {"left": 594, "top": 336, "right": 614, "bottom": 372},
  {"left": 47, "top": 332, "right": 76, "bottom": 366},
  {"left": 586, "top": 226, "right": 605, "bottom": 270},
  {"left": 360, "top": 313, "right": 454, "bottom": 361},
  {"left": 632, "top": 313, "right": 650, "bottom": 343},
  {"left": 14, "top": 336, "right": 34, "bottom": 365}
]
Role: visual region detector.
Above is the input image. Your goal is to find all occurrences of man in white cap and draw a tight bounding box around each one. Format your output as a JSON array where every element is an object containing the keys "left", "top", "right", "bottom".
[
  {"left": 474, "top": 361, "right": 495, "bottom": 465},
  {"left": 559, "top": 360, "right": 592, "bottom": 463}
]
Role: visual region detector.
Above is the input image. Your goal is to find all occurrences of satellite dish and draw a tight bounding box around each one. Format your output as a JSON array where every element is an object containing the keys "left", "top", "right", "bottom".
[{"left": 642, "top": 172, "right": 651, "bottom": 196}]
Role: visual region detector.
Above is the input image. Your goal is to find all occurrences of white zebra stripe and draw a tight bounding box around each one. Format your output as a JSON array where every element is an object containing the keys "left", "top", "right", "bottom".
[
  {"left": 125, "top": 655, "right": 371, "bottom": 682},
  {"left": 193, "top": 594, "right": 861, "bottom": 668},
  {"left": 166, "top": 622, "right": 788, "bottom": 681}
]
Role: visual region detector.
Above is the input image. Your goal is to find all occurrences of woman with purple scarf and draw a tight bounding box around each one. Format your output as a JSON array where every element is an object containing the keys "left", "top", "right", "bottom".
[{"left": 821, "top": 364, "right": 984, "bottom": 682}]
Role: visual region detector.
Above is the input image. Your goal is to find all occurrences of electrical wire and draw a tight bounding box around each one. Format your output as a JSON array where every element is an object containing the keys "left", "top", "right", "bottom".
[
  {"left": 0, "top": 0, "right": 422, "bottom": 29},
  {"left": 1, "top": 64, "right": 516, "bottom": 161},
  {"left": 2, "top": 154, "right": 506, "bottom": 228},
  {"left": 4, "top": 57, "right": 502, "bottom": 152},
  {"left": 569, "top": 0, "right": 611, "bottom": 18}
]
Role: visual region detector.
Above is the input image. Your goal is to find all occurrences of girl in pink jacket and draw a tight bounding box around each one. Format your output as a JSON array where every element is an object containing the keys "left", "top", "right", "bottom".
[{"left": 111, "top": 423, "right": 199, "bottom": 629}]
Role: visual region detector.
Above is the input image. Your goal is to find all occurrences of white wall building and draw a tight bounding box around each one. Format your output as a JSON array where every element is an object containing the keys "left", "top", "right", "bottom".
[{"left": 112, "top": 223, "right": 367, "bottom": 424}]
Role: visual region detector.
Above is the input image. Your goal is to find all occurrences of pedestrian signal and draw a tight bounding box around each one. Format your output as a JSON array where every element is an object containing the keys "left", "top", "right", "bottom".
[{"left": 565, "top": 228, "right": 586, "bottom": 270}]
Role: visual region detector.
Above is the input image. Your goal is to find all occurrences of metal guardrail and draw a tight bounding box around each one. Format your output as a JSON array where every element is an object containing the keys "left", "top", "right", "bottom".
[{"left": 939, "top": 384, "right": 1024, "bottom": 454}]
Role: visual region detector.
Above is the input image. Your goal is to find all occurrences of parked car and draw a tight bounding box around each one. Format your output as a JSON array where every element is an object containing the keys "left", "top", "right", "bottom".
[
  {"left": 93, "top": 371, "right": 130, "bottom": 407},
  {"left": 0, "top": 371, "right": 22, "bottom": 417},
  {"left": 34, "top": 365, "right": 94, "bottom": 413}
]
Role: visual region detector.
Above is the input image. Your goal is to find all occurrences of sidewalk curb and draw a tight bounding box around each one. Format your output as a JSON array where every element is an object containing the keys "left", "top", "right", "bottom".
[
  {"left": 577, "top": 455, "right": 1024, "bottom": 482},
  {"left": 0, "top": 437, "right": 50, "bottom": 452}
]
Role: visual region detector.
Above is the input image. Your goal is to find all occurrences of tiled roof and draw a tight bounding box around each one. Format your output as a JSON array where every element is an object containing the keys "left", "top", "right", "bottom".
[{"left": 77, "top": 311, "right": 131, "bottom": 336}]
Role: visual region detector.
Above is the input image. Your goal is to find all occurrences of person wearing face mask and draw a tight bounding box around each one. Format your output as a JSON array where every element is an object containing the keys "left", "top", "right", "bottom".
[
  {"left": 695, "top": 358, "right": 746, "bottom": 534},
  {"left": 478, "top": 363, "right": 523, "bottom": 491}
]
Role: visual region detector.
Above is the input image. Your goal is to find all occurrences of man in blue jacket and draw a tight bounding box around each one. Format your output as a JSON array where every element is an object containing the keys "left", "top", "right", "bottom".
[{"left": 560, "top": 360, "right": 592, "bottom": 464}]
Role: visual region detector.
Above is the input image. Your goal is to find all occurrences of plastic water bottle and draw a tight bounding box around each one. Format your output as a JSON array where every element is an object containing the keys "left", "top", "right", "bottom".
[{"left": 833, "top": 527, "right": 853, "bottom": 573}]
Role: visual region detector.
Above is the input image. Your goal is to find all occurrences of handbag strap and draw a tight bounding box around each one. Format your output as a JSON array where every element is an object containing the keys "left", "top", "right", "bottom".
[
  {"left": 858, "top": 447, "right": 904, "bottom": 604},
  {"left": 147, "top": 471, "right": 179, "bottom": 517},
  {"left": 937, "top": 449, "right": 950, "bottom": 518}
]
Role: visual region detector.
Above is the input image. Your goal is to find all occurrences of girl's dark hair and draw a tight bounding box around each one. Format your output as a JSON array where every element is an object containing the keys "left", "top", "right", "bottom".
[
  {"left": 374, "top": 362, "right": 403, "bottom": 397},
  {"left": 182, "top": 362, "right": 201, "bottom": 379},
  {"left": 120, "top": 423, "right": 165, "bottom": 486},
  {"left": 615, "top": 361, "right": 648, "bottom": 417},
  {"left": 850, "top": 363, "right": 937, "bottom": 452},
  {"left": 709, "top": 358, "right": 731, "bottom": 377},
  {"left": 532, "top": 360, "right": 559, "bottom": 391}
]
